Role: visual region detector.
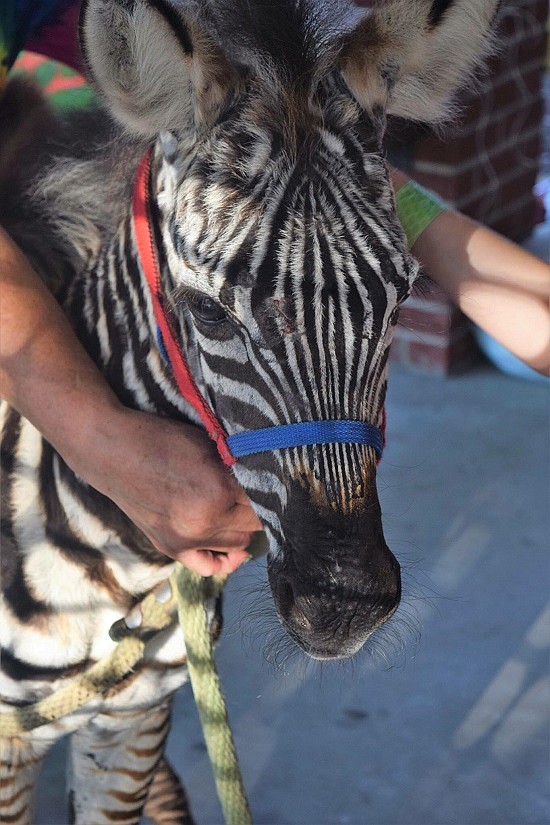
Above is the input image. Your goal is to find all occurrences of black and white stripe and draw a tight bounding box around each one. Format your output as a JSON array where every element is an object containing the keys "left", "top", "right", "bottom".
[{"left": 1, "top": 0, "right": 500, "bottom": 819}]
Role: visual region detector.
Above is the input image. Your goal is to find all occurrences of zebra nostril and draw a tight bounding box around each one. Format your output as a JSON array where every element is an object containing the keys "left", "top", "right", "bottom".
[
  {"left": 276, "top": 577, "right": 295, "bottom": 619},
  {"left": 276, "top": 579, "right": 312, "bottom": 629},
  {"left": 292, "top": 600, "right": 313, "bottom": 630}
]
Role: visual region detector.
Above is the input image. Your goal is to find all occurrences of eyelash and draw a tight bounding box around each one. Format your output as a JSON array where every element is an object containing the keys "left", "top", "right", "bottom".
[
  {"left": 410, "top": 271, "right": 432, "bottom": 298},
  {"left": 186, "top": 292, "right": 227, "bottom": 325}
]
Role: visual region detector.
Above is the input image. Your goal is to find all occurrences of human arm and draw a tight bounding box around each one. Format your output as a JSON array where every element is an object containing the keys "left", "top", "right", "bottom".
[
  {"left": 0, "top": 226, "right": 262, "bottom": 575},
  {"left": 391, "top": 169, "right": 550, "bottom": 376}
]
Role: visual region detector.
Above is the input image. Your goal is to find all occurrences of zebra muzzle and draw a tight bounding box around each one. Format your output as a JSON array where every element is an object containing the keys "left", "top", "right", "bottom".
[{"left": 267, "top": 475, "right": 400, "bottom": 659}]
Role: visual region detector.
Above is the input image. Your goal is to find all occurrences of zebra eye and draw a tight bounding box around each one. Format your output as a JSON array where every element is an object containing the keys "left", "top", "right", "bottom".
[{"left": 188, "top": 294, "right": 227, "bottom": 325}]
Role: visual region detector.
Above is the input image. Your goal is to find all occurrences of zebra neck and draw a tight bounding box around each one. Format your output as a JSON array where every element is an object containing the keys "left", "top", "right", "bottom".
[
  {"left": 63, "top": 212, "right": 195, "bottom": 426},
  {"left": 30, "top": 216, "right": 195, "bottom": 570}
]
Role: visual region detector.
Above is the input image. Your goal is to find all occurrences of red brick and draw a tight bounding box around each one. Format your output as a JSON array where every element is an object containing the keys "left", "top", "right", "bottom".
[
  {"left": 410, "top": 280, "right": 450, "bottom": 305},
  {"left": 479, "top": 99, "right": 543, "bottom": 151},
  {"left": 461, "top": 150, "right": 540, "bottom": 205},
  {"left": 398, "top": 331, "right": 477, "bottom": 375},
  {"left": 412, "top": 128, "right": 541, "bottom": 219},
  {"left": 415, "top": 97, "right": 544, "bottom": 165},
  {"left": 458, "top": 162, "right": 541, "bottom": 222},
  {"left": 490, "top": 199, "right": 538, "bottom": 242},
  {"left": 497, "top": 1, "right": 548, "bottom": 38},
  {"left": 446, "top": 61, "right": 544, "bottom": 128},
  {"left": 485, "top": 35, "right": 546, "bottom": 79},
  {"left": 382, "top": 0, "right": 545, "bottom": 373},
  {"left": 491, "top": 63, "right": 544, "bottom": 112},
  {"left": 390, "top": 316, "right": 479, "bottom": 374},
  {"left": 406, "top": 171, "right": 459, "bottom": 201}
]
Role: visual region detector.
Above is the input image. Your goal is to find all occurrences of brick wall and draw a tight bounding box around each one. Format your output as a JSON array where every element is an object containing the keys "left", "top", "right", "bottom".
[{"left": 384, "top": 0, "right": 547, "bottom": 374}]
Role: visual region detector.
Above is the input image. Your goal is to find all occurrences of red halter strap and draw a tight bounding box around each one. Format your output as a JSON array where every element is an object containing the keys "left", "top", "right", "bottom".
[{"left": 132, "top": 148, "right": 236, "bottom": 466}]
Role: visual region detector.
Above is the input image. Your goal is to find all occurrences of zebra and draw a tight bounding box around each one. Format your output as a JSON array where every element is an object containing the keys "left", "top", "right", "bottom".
[{"left": 0, "top": 0, "right": 499, "bottom": 822}]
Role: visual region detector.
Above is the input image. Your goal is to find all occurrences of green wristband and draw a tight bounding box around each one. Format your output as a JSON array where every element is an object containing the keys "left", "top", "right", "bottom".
[{"left": 395, "top": 180, "right": 446, "bottom": 249}]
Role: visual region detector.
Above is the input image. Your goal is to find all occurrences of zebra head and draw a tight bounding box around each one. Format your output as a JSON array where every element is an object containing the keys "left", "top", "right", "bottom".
[{"left": 82, "top": 0, "right": 499, "bottom": 659}]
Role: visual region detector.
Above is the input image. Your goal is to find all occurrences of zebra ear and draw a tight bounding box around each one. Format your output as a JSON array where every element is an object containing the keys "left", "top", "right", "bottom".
[
  {"left": 339, "top": 0, "right": 500, "bottom": 123},
  {"left": 80, "top": 0, "right": 237, "bottom": 137}
]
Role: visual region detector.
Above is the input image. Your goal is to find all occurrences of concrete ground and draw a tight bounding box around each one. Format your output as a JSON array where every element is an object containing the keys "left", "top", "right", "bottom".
[{"left": 36, "top": 361, "right": 549, "bottom": 825}]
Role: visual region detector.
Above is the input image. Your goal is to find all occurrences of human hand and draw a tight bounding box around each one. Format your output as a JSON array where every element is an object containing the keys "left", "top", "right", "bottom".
[
  {"left": 71, "top": 403, "right": 263, "bottom": 576},
  {"left": 0, "top": 229, "right": 263, "bottom": 576},
  {"left": 389, "top": 168, "right": 550, "bottom": 375}
]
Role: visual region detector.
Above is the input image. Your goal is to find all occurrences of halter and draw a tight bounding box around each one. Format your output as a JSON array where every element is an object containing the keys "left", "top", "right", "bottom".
[{"left": 132, "top": 148, "right": 385, "bottom": 467}]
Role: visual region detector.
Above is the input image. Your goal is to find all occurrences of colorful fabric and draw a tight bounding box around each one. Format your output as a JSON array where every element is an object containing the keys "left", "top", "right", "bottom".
[
  {"left": 1, "top": 0, "right": 76, "bottom": 82},
  {"left": 11, "top": 50, "right": 95, "bottom": 111},
  {"left": 395, "top": 180, "right": 446, "bottom": 248},
  {"left": 0, "top": 0, "right": 90, "bottom": 111}
]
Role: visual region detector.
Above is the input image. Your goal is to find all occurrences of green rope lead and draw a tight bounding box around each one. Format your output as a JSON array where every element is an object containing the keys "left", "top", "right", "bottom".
[{"left": 175, "top": 564, "right": 253, "bottom": 825}]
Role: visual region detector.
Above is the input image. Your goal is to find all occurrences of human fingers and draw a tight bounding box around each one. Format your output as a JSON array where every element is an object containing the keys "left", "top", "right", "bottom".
[
  {"left": 228, "top": 500, "right": 263, "bottom": 532},
  {"left": 174, "top": 547, "right": 251, "bottom": 576},
  {"left": 182, "top": 496, "right": 263, "bottom": 540}
]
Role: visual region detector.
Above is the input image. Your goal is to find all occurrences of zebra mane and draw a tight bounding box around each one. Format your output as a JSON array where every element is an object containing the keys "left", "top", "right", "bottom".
[
  {"left": 34, "top": 111, "right": 147, "bottom": 266},
  {"left": 2, "top": 0, "right": 500, "bottom": 282},
  {"left": 4, "top": 2, "right": 359, "bottom": 279},
  {"left": 0, "top": 79, "right": 146, "bottom": 278},
  {"left": 198, "top": 0, "right": 354, "bottom": 80},
  {"left": 1, "top": 3, "right": 358, "bottom": 280}
]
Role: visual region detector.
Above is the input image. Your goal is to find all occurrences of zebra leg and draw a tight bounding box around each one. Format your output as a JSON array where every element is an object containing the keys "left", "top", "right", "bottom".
[
  {"left": 143, "top": 755, "right": 195, "bottom": 825},
  {"left": 67, "top": 699, "right": 178, "bottom": 824},
  {"left": 0, "top": 735, "right": 52, "bottom": 825}
]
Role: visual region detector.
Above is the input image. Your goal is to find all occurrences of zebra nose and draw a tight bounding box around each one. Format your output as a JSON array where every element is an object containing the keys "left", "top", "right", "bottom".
[
  {"left": 275, "top": 578, "right": 313, "bottom": 631},
  {"left": 267, "top": 473, "right": 400, "bottom": 657},
  {"left": 268, "top": 545, "right": 401, "bottom": 660}
]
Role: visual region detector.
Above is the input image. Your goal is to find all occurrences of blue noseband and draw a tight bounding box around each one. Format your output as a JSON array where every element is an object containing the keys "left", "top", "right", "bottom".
[
  {"left": 226, "top": 420, "right": 384, "bottom": 460},
  {"left": 156, "top": 325, "right": 385, "bottom": 461},
  {"left": 157, "top": 326, "right": 384, "bottom": 461}
]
